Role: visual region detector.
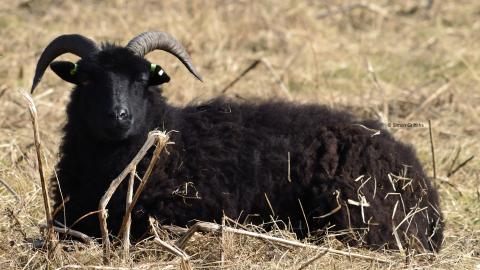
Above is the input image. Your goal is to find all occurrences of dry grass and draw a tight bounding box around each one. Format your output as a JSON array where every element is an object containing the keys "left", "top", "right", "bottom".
[{"left": 0, "top": 0, "right": 479, "bottom": 269}]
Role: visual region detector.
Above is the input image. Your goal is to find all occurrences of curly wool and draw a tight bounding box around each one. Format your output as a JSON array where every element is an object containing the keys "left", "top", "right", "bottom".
[{"left": 52, "top": 94, "right": 443, "bottom": 252}]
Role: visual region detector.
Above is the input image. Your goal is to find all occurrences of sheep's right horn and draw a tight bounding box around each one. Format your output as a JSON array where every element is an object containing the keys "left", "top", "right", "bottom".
[
  {"left": 31, "top": 34, "right": 99, "bottom": 93},
  {"left": 126, "top": 31, "right": 203, "bottom": 82}
]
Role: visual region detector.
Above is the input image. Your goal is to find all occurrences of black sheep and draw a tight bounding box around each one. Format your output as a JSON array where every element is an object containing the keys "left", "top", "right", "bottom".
[{"left": 31, "top": 32, "right": 444, "bottom": 252}]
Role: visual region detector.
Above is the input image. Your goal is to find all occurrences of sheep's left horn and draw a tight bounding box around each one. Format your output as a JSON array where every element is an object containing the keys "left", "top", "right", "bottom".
[
  {"left": 31, "top": 34, "right": 99, "bottom": 93},
  {"left": 126, "top": 31, "right": 203, "bottom": 82}
]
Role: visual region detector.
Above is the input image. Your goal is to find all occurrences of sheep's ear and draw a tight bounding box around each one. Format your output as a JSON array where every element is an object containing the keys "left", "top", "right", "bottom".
[
  {"left": 149, "top": 64, "right": 170, "bottom": 85},
  {"left": 50, "top": 61, "right": 79, "bottom": 84}
]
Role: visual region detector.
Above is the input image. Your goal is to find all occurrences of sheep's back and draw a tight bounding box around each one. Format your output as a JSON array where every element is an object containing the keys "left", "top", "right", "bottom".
[{"left": 139, "top": 98, "right": 442, "bottom": 250}]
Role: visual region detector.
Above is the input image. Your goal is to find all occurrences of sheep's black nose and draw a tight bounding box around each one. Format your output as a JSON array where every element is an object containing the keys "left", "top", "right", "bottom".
[
  {"left": 117, "top": 108, "right": 129, "bottom": 120},
  {"left": 109, "top": 107, "right": 130, "bottom": 122}
]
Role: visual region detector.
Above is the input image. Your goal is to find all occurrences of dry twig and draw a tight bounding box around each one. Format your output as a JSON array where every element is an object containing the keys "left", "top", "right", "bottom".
[
  {"left": 0, "top": 177, "right": 20, "bottom": 202},
  {"left": 55, "top": 264, "right": 176, "bottom": 270},
  {"left": 6, "top": 207, "right": 27, "bottom": 240},
  {"left": 20, "top": 89, "right": 58, "bottom": 259},
  {"left": 122, "top": 168, "right": 135, "bottom": 260},
  {"left": 261, "top": 57, "right": 292, "bottom": 100},
  {"left": 405, "top": 83, "right": 450, "bottom": 121},
  {"left": 39, "top": 223, "right": 94, "bottom": 245},
  {"left": 297, "top": 198, "right": 310, "bottom": 237},
  {"left": 176, "top": 221, "right": 391, "bottom": 264},
  {"left": 221, "top": 59, "right": 261, "bottom": 94},
  {"left": 220, "top": 58, "right": 292, "bottom": 100},
  {"left": 98, "top": 131, "right": 169, "bottom": 263},
  {"left": 367, "top": 61, "right": 389, "bottom": 124},
  {"left": 117, "top": 134, "right": 168, "bottom": 238},
  {"left": 428, "top": 120, "right": 437, "bottom": 188},
  {"left": 314, "top": 190, "right": 342, "bottom": 219},
  {"left": 447, "top": 155, "right": 474, "bottom": 177},
  {"left": 447, "top": 147, "right": 462, "bottom": 176},
  {"left": 391, "top": 201, "right": 406, "bottom": 257},
  {"left": 297, "top": 249, "right": 329, "bottom": 270},
  {"left": 149, "top": 217, "right": 192, "bottom": 270}
]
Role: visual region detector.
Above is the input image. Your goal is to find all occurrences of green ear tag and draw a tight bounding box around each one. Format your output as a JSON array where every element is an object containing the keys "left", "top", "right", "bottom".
[
  {"left": 70, "top": 63, "right": 78, "bottom": 75},
  {"left": 150, "top": 64, "right": 157, "bottom": 73}
]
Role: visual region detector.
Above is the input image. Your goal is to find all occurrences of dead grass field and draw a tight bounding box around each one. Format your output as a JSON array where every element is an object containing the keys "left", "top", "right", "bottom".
[{"left": 0, "top": 0, "right": 479, "bottom": 269}]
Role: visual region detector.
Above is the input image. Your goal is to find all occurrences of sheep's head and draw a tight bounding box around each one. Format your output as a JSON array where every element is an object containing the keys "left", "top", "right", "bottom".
[{"left": 30, "top": 32, "right": 202, "bottom": 141}]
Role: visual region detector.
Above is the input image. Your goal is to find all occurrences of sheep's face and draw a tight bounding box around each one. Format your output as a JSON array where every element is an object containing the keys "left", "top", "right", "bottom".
[{"left": 50, "top": 46, "right": 170, "bottom": 141}]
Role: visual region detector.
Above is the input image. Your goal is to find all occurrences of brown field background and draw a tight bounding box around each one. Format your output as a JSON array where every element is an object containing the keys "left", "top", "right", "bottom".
[{"left": 0, "top": 0, "right": 479, "bottom": 269}]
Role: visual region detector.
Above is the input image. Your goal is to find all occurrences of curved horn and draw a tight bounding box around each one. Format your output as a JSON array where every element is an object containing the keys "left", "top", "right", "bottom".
[
  {"left": 126, "top": 31, "right": 203, "bottom": 81},
  {"left": 31, "top": 34, "right": 99, "bottom": 93}
]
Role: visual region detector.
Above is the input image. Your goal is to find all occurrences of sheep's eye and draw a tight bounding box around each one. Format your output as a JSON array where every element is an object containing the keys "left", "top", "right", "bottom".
[
  {"left": 77, "top": 73, "right": 91, "bottom": 86},
  {"left": 80, "top": 80, "right": 91, "bottom": 86},
  {"left": 134, "top": 73, "right": 149, "bottom": 83}
]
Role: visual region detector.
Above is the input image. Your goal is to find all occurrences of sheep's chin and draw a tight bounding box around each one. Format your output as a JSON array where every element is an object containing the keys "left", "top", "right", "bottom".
[{"left": 95, "top": 125, "right": 133, "bottom": 142}]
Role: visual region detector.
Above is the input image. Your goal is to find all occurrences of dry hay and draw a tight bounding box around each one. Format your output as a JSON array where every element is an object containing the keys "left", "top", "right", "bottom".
[{"left": 0, "top": 0, "right": 479, "bottom": 269}]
